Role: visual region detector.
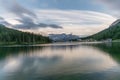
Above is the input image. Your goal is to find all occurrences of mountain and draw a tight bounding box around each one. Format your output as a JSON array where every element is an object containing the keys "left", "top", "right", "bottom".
[
  {"left": 49, "top": 33, "right": 80, "bottom": 42},
  {"left": 0, "top": 24, "right": 51, "bottom": 45},
  {"left": 84, "top": 19, "right": 120, "bottom": 41}
]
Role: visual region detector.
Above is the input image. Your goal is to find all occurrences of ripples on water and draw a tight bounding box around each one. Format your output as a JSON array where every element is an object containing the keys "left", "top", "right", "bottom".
[{"left": 0, "top": 42, "right": 120, "bottom": 80}]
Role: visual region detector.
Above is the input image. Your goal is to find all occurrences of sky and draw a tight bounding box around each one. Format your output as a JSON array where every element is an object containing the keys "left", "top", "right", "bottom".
[{"left": 0, "top": 0, "right": 119, "bottom": 36}]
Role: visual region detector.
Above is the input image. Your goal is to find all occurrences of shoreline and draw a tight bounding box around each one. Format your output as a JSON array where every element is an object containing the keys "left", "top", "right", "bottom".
[
  {"left": 0, "top": 41, "right": 120, "bottom": 47},
  {"left": 0, "top": 41, "right": 107, "bottom": 47}
]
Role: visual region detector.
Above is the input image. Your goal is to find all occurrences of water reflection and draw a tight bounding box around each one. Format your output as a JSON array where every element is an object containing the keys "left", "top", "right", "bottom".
[
  {"left": 0, "top": 42, "right": 120, "bottom": 80},
  {"left": 88, "top": 42, "right": 120, "bottom": 62}
]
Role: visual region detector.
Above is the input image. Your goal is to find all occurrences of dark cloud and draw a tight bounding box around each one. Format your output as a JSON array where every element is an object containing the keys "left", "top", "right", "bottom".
[
  {"left": 2, "top": 0, "right": 36, "bottom": 18},
  {"left": 47, "top": 24, "right": 62, "bottom": 28},
  {"left": 0, "top": 17, "right": 11, "bottom": 26},
  {"left": 13, "top": 17, "right": 62, "bottom": 29},
  {"left": 14, "top": 21, "right": 62, "bottom": 29},
  {"left": 38, "top": 23, "right": 62, "bottom": 29},
  {"left": 1, "top": 0, "right": 62, "bottom": 29}
]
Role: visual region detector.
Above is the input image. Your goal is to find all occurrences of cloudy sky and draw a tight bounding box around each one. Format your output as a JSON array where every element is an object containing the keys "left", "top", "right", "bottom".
[{"left": 0, "top": 0, "right": 119, "bottom": 36}]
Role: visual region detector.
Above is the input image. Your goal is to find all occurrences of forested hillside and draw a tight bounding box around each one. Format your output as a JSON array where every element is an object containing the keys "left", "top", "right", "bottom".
[
  {"left": 0, "top": 24, "right": 51, "bottom": 45},
  {"left": 84, "top": 19, "right": 120, "bottom": 41}
]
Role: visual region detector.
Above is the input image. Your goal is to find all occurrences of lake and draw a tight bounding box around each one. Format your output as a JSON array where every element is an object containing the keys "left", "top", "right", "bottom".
[{"left": 0, "top": 42, "right": 120, "bottom": 80}]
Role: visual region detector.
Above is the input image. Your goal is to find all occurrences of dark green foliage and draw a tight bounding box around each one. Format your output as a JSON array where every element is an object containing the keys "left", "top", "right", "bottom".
[
  {"left": 84, "top": 23, "right": 120, "bottom": 41},
  {"left": 91, "top": 43, "right": 120, "bottom": 62},
  {"left": 0, "top": 24, "right": 51, "bottom": 45}
]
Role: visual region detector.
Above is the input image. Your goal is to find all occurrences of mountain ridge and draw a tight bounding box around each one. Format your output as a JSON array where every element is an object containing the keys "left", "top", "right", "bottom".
[{"left": 83, "top": 19, "right": 120, "bottom": 41}]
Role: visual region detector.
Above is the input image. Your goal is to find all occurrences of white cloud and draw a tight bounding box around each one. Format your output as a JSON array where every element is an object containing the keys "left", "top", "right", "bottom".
[
  {"left": 1, "top": 9, "right": 116, "bottom": 36},
  {"left": 33, "top": 9, "right": 116, "bottom": 35}
]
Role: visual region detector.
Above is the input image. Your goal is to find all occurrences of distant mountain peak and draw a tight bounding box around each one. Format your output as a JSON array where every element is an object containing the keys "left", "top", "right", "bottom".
[{"left": 49, "top": 33, "right": 80, "bottom": 42}]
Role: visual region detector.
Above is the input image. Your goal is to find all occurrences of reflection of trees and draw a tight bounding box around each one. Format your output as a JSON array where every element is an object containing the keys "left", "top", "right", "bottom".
[
  {"left": 87, "top": 43, "right": 120, "bottom": 62},
  {"left": 0, "top": 44, "right": 80, "bottom": 59},
  {"left": 1, "top": 42, "right": 120, "bottom": 63},
  {"left": 0, "top": 46, "right": 45, "bottom": 59}
]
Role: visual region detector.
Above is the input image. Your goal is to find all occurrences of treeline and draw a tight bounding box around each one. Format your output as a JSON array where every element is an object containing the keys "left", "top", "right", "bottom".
[
  {"left": 0, "top": 24, "right": 51, "bottom": 44},
  {"left": 83, "top": 24, "right": 120, "bottom": 41}
]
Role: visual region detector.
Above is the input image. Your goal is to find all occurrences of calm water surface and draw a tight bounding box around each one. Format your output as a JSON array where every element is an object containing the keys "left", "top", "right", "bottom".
[{"left": 0, "top": 42, "right": 120, "bottom": 80}]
